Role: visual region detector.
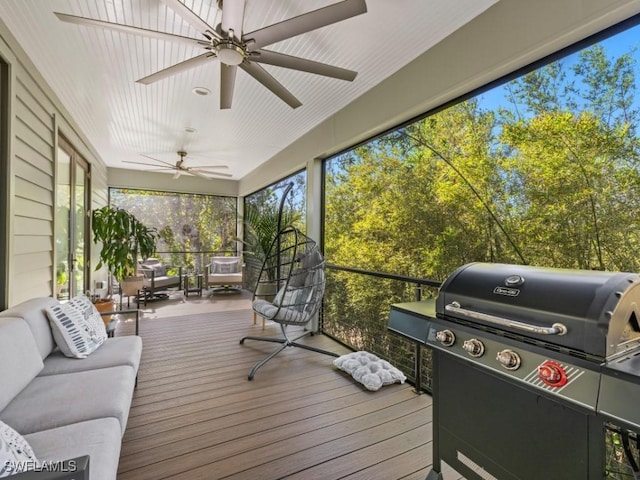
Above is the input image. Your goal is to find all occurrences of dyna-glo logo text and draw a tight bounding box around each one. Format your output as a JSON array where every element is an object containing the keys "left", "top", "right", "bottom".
[{"left": 493, "top": 286, "right": 520, "bottom": 297}]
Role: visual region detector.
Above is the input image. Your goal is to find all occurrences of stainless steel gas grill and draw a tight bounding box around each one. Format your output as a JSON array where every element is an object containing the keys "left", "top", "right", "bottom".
[{"left": 388, "top": 262, "right": 640, "bottom": 480}]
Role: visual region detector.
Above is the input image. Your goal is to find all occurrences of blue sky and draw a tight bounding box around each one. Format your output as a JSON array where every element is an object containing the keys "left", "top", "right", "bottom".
[{"left": 476, "top": 22, "right": 640, "bottom": 114}]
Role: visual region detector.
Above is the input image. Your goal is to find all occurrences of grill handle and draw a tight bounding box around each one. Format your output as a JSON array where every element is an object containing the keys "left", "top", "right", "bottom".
[{"left": 445, "top": 302, "right": 568, "bottom": 336}]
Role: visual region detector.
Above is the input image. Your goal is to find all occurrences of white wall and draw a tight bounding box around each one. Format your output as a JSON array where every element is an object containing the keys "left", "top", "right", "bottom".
[
  {"left": 0, "top": 19, "right": 108, "bottom": 306},
  {"left": 108, "top": 167, "right": 238, "bottom": 197}
]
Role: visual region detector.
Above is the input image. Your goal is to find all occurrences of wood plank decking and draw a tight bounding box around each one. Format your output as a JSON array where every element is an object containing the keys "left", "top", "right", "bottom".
[{"left": 114, "top": 291, "right": 461, "bottom": 479}]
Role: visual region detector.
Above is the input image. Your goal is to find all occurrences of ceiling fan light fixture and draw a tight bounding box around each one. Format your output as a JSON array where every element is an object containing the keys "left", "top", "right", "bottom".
[
  {"left": 216, "top": 42, "right": 245, "bottom": 66},
  {"left": 192, "top": 87, "right": 211, "bottom": 96}
]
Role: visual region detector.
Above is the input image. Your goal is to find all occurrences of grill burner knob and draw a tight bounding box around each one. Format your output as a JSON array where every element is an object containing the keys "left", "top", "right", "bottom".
[
  {"left": 496, "top": 349, "right": 521, "bottom": 370},
  {"left": 537, "top": 360, "right": 568, "bottom": 387},
  {"left": 435, "top": 329, "right": 456, "bottom": 347},
  {"left": 463, "top": 338, "right": 485, "bottom": 357}
]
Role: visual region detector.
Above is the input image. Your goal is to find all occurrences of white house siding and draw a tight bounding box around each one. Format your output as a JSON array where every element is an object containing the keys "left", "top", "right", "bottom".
[{"left": 0, "top": 20, "right": 107, "bottom": 308}]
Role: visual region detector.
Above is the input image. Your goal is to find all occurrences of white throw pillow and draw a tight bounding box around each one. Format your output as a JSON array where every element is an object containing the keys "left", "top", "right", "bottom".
[
  {"left": 334, "top": 351, "right": 407, "bottom": 391},
  {"left": 45, "top": 295, "right": 107, "bottom": 359},
  {"left": 0, "top": 420, "right": 38, "bottom": 477},
  {"left": 213, "top": 259, "right": 240, "bottom": 273}
]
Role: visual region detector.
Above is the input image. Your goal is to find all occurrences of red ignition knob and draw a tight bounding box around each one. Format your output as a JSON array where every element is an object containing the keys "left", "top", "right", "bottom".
[{"left": 537, "top": 360, "right": 568, "bottom": 387}]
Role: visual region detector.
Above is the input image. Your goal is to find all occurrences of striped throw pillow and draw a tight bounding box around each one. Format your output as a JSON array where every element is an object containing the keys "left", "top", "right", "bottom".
[
  {"left": 0, "top": 420, "right": 38, "bottom": 477},
  {"left": 45, "top": 296, "right": 107, "bottom": 359}
]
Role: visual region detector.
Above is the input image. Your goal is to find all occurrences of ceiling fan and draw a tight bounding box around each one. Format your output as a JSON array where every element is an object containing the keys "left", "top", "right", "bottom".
[
  {"left": 123, "top": 150, "right": 232, "bottom": 180},
  {"left": 54, "top": 0, "right": 368, "bottom": 109}
]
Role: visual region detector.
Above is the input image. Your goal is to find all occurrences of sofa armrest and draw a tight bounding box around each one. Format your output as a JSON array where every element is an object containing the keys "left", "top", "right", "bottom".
[{"left": 11, "top": 456, "right": 89, "bottom": 480}]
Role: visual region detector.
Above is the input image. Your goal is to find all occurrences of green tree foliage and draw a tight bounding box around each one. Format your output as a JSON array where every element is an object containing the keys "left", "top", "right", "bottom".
[
  {"left": 323, "top": 42, "right": 640, "bottom": 363},
  {"left": 110, "top": 189, "right": 237, "bottom": 271},
  {"left": 326, "top": 43, "right": 640, "bottom": 278}
]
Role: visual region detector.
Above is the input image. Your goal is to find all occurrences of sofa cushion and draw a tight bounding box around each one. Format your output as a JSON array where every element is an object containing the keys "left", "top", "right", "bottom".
[
  {"left": 0, "top": 297, "right": 58, "bottom": 360},
  {"left": 39, "top": 336, "right": 142, "bottom": 376},
  {"left": 0, "top": 420, "right": 39, "bottom": 477},
  {"left": 45, "top": 297, "right": 107, "bottom": 358},
  {"left": 0, "top": 366, "right": 136, "bottom": 436},
  {"left": 24, "top": 418, "right": 121, "bottom": 480},
  {"left": 0, "top": 318, "right": 44, "bottom": 412}
]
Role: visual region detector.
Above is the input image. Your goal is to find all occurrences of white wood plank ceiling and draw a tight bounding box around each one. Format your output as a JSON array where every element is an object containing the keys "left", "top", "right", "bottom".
[{"left": 0, "top": 0, "right": 497, "bottom": 179}]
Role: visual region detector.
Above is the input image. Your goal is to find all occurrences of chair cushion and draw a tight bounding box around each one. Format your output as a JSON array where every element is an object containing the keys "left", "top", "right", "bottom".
[
  {"left": 273, "top": 286, "right": 305, "bottom": 311},
  {"left": 140, "top": 259, "right": 167, "bottom": 277},
  {"left": 0, "top": 420, "right": 39, "bottom": 476},
  {"left": 45, "top": 296, "right": 107, "bottom": 359},
  {"left": 211, "top": 257, "right": 241, "bottom": 273},
  {"left": 333, "top": 351, "right": 407, "bottom": 391},
  {"left": 0, "top": 318, "right": 44, "bottom": 412}
]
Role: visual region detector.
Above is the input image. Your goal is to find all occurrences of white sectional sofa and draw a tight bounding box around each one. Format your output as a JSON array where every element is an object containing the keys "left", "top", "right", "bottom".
[{"left": 0, "top": 297, "right": 142, "bottom": 479}]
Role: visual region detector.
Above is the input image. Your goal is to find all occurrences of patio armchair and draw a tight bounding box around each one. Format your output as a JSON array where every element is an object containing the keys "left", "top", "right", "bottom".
[
  {"left": 138, "top": 258, "right": 182, "bottom": 303},
  {"left": 206, "top": 256, "right": 244, "bottom": 293}
]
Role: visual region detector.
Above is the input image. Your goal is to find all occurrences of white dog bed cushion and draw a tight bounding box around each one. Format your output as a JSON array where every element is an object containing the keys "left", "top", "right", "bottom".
[{"left": 333, "top": 351, "right": 407, "bottom": 391}]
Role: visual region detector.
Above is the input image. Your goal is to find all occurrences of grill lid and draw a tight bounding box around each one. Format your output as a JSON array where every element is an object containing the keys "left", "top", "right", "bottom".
[{"left": 435, "top": 263, "right": 640, "bottom": 359}]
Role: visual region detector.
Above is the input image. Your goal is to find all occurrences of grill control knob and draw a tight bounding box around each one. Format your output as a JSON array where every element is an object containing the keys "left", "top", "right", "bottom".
[
  {"left": 496, "top": 349, "right": 521, "bottom": 370},
  {"left": 463, "top": 338, "right": 485, "bottom": 357},
  {"left": 435, "top": 329, "right": 456, "bottom": 347},
  {"left": 537, "top": 360, "right": 568, "bottom": 387}
]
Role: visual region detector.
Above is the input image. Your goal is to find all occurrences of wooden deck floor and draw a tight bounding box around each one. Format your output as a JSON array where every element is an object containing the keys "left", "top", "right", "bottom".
[{"left": 115, "top": 291, "right": 461, "bottom": 480}]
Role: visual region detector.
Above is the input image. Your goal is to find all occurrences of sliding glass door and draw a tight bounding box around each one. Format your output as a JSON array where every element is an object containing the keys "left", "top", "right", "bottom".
[{"left": 56, "top": 136, "right": 90, "bottom": 299}]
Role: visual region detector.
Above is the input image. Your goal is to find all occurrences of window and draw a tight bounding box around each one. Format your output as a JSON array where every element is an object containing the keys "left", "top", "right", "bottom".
[
  {"left": 109, "top": 188, "right": 237, "bottom": 272},
  {"left": 324, "top": 17, "right": 640, "bottom": 279}
]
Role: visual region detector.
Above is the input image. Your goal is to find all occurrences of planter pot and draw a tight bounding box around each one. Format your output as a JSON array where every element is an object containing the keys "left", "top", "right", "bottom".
[
  {"left": 121, "top": 275, "right": 144, "bottom": 297},
  {"left": 93, "top": 298, "right": 116, "bottom": 325}
]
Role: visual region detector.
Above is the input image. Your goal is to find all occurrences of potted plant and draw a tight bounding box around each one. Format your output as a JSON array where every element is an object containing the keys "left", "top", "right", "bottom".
[
  {"left": 240, "top": 202, "right": 298, "bottom": 296},
  {"left": 91, "top": 205, "right": 158, "bottom": 303}
]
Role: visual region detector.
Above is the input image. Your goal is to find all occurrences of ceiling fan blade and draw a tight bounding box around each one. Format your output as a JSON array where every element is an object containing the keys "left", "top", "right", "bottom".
[
  {"left": 243, "top": 0, "right": 367, "bottom": 51},
  {"left": 195, "top": 165, "right": 229, "bottom": 170},
  {"left": 221, "top": 0, "right": 246, "bottom": 40},
  {"left": 191, "top": 169, "right": 233, "bottom": 178},
  {"left": 123, "top": 160, "right": 175, "bottom": 169},
  {"left": 173, "top": 170, "right": 182, "bottom": 179},
  {"left": 160, "top": 0, "right": 219, "bottom": 39},
  {"left": 252, "top": 50, "right": 357, "bottom": 81},
  {"left": 220, "top": 64, "right": 237, "bottom": 109},
  {"left": 240, "top": 61, "right": 301, "bottom": 108},
  {"left": 240, "top": 62, "right": 302, "bottom": 108},
  {"left": 54, "top": 12, "right": 201, "bottom": 46},
  {"left": 138, "top": 155, "right": 177, "bottom": 168},
  {"left": 188, "top": 169, "right": 213, "bottom": 180},
  {"left": 137, "top": 53, "right": 215, "bottom": 85}
]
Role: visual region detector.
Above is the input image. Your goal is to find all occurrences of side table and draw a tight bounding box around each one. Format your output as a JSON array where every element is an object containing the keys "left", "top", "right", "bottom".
[{"left": 183, "top": 273, "right": 203, "bottom": 297}]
